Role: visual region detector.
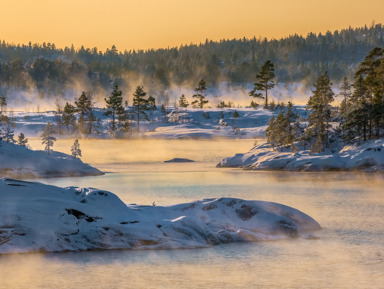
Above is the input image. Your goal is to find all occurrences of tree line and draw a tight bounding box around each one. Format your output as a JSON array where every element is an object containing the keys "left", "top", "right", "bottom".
[{"left": 0, "top": 23, "right": 384, "bottom": 101}]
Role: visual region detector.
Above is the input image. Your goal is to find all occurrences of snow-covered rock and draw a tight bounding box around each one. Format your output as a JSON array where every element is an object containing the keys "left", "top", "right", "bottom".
[
  {"left": 0, "top": 142, "right": 103, "bottom": 178},
  {"left": 217, "top": 140, "right": 384, "bottom": 171},
  {"left": 0, "top": 178, "right": 321, "bottom": 254}
]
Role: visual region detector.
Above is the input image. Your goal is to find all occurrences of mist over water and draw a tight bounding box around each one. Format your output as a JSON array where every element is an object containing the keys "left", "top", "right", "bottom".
[
  {"left": 27, "top": 138, "right": 256, "bottom": 165},
  {"left": 2, "top": 139, "right": 384, "bottom": 288},
  {"left": 7, "top": 81, "right": 319, "bottom": 113}
]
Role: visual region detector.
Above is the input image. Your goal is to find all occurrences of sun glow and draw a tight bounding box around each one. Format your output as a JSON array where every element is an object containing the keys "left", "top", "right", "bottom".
[{"left": 1, "top": 0, "right": 384, "bottom": 51}]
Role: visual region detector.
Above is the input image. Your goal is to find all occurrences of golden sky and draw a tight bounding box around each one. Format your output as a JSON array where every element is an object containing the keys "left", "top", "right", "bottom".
[{"left": 1, "top": 0, "right": 384, "bottom": 51}]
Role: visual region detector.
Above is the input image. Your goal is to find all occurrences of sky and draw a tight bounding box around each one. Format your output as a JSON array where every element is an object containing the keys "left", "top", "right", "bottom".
[{"left": 1, "top": 0, "right": 384, "bottom": 51}]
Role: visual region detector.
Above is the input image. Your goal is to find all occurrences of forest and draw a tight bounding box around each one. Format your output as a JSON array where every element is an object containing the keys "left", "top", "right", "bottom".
[{"left": 0, "top": 23, "right": 384, "bottom": 103}]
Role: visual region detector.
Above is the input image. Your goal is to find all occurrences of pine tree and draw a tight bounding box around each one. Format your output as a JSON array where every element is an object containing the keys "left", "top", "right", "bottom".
[
  {"left": 192, "top": 79, "right": 208, "bottom": 108},
  {"left": 75, "top": 91, "right": 93, "bottom": 134},
  {"left": 105, "top": 85, "right": 124, "bottom": 133},
  {"left": 233, "top": 110, "right": 240, "bottom": 118},
  {"left": 71, "top": 139, "right": 82, "bottom": 159},
  {"left": 41, "top": 122, "right": 56, "bottom": 155},
  {"left": 249, "top": 60, "right": 276, "bottom": 108},
  {"left": 17, "top": 132, "right": 28, "bottom": 147},
  {"left": 132, "top": 86, "right": 149, "bottom": 133},
  {"left": 179, "top": 94, "right": 189, "bottom": 108},
  {"left": 62, "top": 102, "right": 77, "bottom": 134},
  {"left": 306, "top": 72, "right": 335, "bottom": 153}
]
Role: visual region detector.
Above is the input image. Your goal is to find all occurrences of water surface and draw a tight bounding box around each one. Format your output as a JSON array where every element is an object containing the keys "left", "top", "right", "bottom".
[{"left": 2, "top": 139, "right": 384, "bottom": 288}]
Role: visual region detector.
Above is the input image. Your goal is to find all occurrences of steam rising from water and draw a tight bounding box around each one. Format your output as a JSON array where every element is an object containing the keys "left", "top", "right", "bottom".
[{"left": 27, "top": 138, "right": 256, "bottom": 165}]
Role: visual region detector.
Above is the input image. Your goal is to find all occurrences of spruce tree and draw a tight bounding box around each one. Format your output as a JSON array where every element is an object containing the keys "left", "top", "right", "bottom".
[
  {"left": 75, "top": 91, "right": 93, "bottom": 134},
  {"left": 179, "top": 94, "right": 189, "bottom": 108},
  {"left": 192, "top": 79, "right": 208, "bottom": 108},
  {"left": 250, "top": 100, "right": 259, "bottom": 109},
  {"left": 343, "top": 75, "right": 370, "bottom": 141},
  {"left": 71, "top": 139, "right": 82, "bottom": 159},
  {"left": 306, "top": 72, "right": 334, "bottom": 153},
  {"left": 147, "top": 95, "right": 156, "bottom": 110},
  {"left": 338, "top": 77, "right": 352, "bottom": 119},
  {"left": 2, "top": 124, "right": 15, "bottom": 143},
  {"left": 62, "top": 102, "right": 77, "bottom": 134},
  {"left": 266, "top": 116, "right": 277, "bottom": 149},
  {"left": 0, "top": 96, "right": 6, "bottom": 115},
  {"left": 372, "top": 59, "right": 384, "bottom": 137},
  {"left": 17, "top": 132, "right": 28, "bottom": 147},
  {"left": 274, "top": 111, "right": 287, "bottom": 150},
  {"left": 105, "top": 85, "right": 124, "bottom": 133},
  {"left": 41, "top": 122, "right": 56, "bottom": 155},
  {"left": 132, "top": 86, "right": 149, "bottom": 133},
  {"left": 249, "top": 60, "right": 276, "bottom": 108}
]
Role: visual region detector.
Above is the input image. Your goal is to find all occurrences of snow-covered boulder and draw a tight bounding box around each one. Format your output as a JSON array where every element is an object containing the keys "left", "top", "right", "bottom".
[
  {"left": 0, "top": 178, "right": 321, "bottom": 254},
  {"left": 217, "top": 140, "right": 384, "bottom": 171},
  {"left": 0, "top": 142, "right": 103, "bottom": 178}
]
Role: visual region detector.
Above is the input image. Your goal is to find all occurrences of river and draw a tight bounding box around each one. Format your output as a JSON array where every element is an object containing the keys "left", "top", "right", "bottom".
[{"left": 1, "top": 139, "right": 384, "bottom": 288}]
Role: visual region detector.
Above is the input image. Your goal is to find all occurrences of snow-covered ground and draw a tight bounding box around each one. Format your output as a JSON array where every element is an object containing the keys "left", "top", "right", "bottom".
[
  {"left": 0, "top": 142, "right": 103, "bottom": 178},
  {"left": 0, "top": 178, "right": 321, "bottom": 254},
  {"left": 217, "top": 140, "right": 384, "bottom": 171},
  {"left": 11, "top": 107, "right": 304, "bottom": 139}
]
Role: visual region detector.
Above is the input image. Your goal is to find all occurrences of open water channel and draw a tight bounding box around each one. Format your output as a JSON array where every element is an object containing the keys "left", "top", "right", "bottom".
[{"left": 1, "top": 139, "right": 384, "bottom": 288}]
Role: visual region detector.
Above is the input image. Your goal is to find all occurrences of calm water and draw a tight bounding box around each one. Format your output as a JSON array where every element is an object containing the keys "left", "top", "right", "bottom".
[{"left": 1, "top": 139, "right": 384, "bottom": 288}]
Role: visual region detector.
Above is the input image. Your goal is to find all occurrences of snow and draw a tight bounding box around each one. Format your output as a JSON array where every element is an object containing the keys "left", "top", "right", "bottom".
[
  {"left": 12, "top": 107, "right": 279, "bottom": 139},
  {"left": 0, "top": 142, "right": 103, "bottom": 178},
  {"left": 0, "top": 178, "right": 321, "bottom": 254},
  {"left": 217, "top": 140, "right": 384, "bottom": 171}
]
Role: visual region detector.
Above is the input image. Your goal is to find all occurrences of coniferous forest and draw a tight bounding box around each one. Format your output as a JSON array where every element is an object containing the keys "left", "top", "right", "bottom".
[{"left": 0, "top": 24, "right": 384, "bottom": 102}]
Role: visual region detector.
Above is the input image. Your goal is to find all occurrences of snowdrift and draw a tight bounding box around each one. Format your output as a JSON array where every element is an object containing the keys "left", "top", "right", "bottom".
[
  {"left": 0, "top": 142, "right": 103, "bottom": 178},
  {"left": 0, "top": 178, "right": 321, "bottom": 254},
  {"left": 217, "top": 140, "right": 384, "bottom": 171}
]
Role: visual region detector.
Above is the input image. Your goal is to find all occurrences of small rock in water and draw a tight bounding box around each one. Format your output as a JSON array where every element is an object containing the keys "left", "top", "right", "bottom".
[{"left": 164, "top": 158, "right": 195, "bottom": 163}]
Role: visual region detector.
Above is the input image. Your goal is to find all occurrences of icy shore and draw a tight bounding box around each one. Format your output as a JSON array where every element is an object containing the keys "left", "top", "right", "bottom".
[
  {"left": 0, "top": 142, "right": 103, "bottom": 178},
  {"left": 217, "top": 140, "right": 384, "bottom": 171},
  {"left": 0, "top": 178, "right": 321, "bottom": 254}
]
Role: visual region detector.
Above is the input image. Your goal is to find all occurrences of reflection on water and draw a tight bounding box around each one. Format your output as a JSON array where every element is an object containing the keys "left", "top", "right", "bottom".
[
  {"left": 27, "top": 138, "right": 256, "bottom": 164},
  {"left": 3, "top": 139, "right": 384, "bottom": 288}
]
